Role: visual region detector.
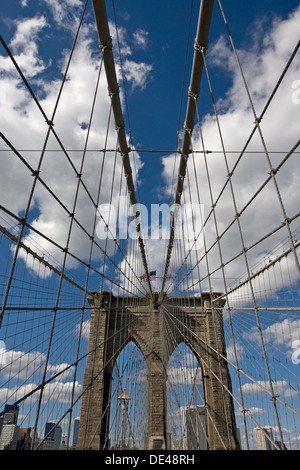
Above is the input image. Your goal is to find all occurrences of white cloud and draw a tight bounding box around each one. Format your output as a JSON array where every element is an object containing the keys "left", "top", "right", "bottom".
[
  {"left": 0, "top": 15, "right": 49, "bottom": 77},
  {"left": 133, "top": 29, "right": 149, "bottom": 49},
  {"left": 0, "top": 345, "right": 74, "bottom": 382},
  {"left": 10, "top": 16, "right": 47, "bottom": 52},
  {"left": 0, "top": 382, "right": 36, "bottom": 404},
  {"left": 0, "top": 348, "right": 45, "bottom": 380},
  {"left": 0, "top": 344, "right": 80, "bottom": 405},
  {"left": 122, "top": 59, "right": 153, "bottom": 90},
  {"left": 109, "top": 22, "right": 150, "bottom": 54},
  {"left": 75, "top": 319, "right": 90, "bottom": 342},
  {"left": 243, "top": 318, "right": 300, "bottom": 350},
  {"left": 226, "top": 341, "right": 245, "bottom": 364},
  {"left": 41, "top": 380, "right": 82, "bottom": 403},
  {"left": 109, "top": 21, "right": 132, "bottom": 57},
  {"left": 241, "top": 379, "right": 297, "bottom": 397},
  {"left": 108, "top": 21, "right": 152, "bottom": 90},
  {"left": 42, "top": 0, "right": 83, "bottom": 30},
  {"left": 0, "top": 380, "right": 81, "bottom": 404},
  {"left": 46, "top": 363, "right": 75, "bottom": 380}
]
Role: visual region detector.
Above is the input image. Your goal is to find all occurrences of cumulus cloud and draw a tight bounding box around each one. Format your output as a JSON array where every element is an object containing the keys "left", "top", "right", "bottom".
[
  {"left": 75, "top": 319, "right": 90, "bottom": 342},
  {"left": 0, "top": 15, "right": 49, "bottom": 77},
  {"left": 0, "top": 345, "right": 74, "bottom": 382},
  {"left": 241, "top": 379, "right": 297, "bottom": 398},
  {"left": 0, "top": 342, "right": 80, "bottom": 405},
  {"left": 0, "top": 380, "right": 81, "bottom": 404},
  {"left": 46, "top": 363, "right": 75, "bottom": 381},
  {"left": 226, "top": 341, "right": 246, "bottom": 364},
  {"left": 42, "top": 0, "right": 84, "bottom": 30},
  {"left": 0, "top": 348, "right": 45, "bottom": 380},
  {"left": 109, "top": 21, "right": 152, "bottom": 90},
  {"left": 243, "top": 318, "right": 300, "bottom": 351},
  {"left": 109, "top": 21, "right": 133, "bottom": 57},
  {"left": 122, "top": 59, "right": 153, "bottom": 90},
  {"left": 41, "top": 380, "right": 82, "bottom": 403}
]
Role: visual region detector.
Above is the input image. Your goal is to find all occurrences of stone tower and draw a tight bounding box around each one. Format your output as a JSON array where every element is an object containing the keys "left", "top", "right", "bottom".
[{"left": 76, "top": 291, "right": 239, "bottom": 450}]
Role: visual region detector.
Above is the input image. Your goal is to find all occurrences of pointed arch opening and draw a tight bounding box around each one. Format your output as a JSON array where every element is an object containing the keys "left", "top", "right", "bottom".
[
  {"left": 108, "top": 341, "right": 148, "bottom": 450},
  {"left": 166, "top": 342, "right": 208, "bottom": 450}
]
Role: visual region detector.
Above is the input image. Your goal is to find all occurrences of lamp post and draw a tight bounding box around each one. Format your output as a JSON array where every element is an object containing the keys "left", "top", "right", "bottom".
[{"left": 118, "top": 388, "right": 131, "bottom": 450}]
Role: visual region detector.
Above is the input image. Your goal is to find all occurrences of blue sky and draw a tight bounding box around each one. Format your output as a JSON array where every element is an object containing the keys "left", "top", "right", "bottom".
[{"left": 0, "top": 0, "right": 300, "bottom": 449}]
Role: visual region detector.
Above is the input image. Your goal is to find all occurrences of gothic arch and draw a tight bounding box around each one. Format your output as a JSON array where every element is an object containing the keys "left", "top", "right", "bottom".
[
  {"left": 76, "top": 292, "right": 239, "bottom": 450},
  {"left": 108, "top": 340, "right": 148, "bottom": 449},
  {"left": 166, "top": 342, "right": 207, "bottom": 449}
]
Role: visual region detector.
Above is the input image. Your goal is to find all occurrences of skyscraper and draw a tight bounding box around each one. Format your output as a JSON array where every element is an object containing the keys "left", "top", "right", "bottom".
[
  {"left": 255, "top": 426, "right": 276, "bottom": 450},
  {"left": 73, "top": 418, "right": 80, "bottom": 447},
  {"left": 0, "top": 423, "right": 19, "bottom": 450},
  {"left": 0, "top": 405, "right": 20, "bottom": 450},
  {"left": 3, "top": 404, "right": 19, "bottom": 424},
  {"left": 43, "top": 422, "right": 62, "bottom": 450},
  {"left": 182, "top": 406, "right": 208, "bottom": 450}
]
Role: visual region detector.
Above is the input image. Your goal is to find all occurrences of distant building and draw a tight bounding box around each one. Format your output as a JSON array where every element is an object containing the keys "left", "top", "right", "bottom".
[
  {"left": 236, "top": 427, "right": 242, "bottom": 449},
  {"left": 60, "top": 435, "right": 69, "bottom": 450},
  {"left": 73, "top": 418, "right": 80, "bottom": 447},
  {"left": 3, "top": 405, "right": 19, "bottom": 424},
  {"left": 274, "top": 440, "right": 287, "bottom": 450},
  {"left": 173, "top": 439, "right": 183, "bottom": 450},
  {"left": 255, "top": 426, "right": 276, "bottom": 450},
  {"left": 0, "top": 405, "right": 20, "bottom": 450},
  {"left": 182, "top": 406, "right": 208, "bottom": 450},
  {"left": 43, "top": 422, "right": 62, "bottom": 450},
  {"left": 17, "top": 428, "right": 33, "bottom": 450},
  {"left": 0, "top": 424, "right": 19, "bottom": 450}
]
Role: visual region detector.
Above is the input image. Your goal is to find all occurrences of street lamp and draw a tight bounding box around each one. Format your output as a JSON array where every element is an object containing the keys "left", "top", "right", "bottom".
[{"left": 118, "top": 388, "right": 131, "bottom": 450}]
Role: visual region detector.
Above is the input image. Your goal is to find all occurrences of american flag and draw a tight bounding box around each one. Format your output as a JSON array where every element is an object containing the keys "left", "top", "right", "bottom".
[{"left": 140, "top": 271, "right": 156, "bottom": 282}]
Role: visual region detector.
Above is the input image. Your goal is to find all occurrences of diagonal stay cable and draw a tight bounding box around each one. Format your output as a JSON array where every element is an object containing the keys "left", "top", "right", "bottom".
[
  {"left": 217, "top": 0, "right": 300, "bottom": 281},
  {"left": 160, "top": 0, "right": 215, "bottom": 299},
  {"left": 92, "top": 0, "right": 153, "bottom": 298},
  {"left": 0, "top": 204, "right": 144, "bottom": 297},
  {"left": 161, "top": 302, "right": 300, "bottom": 419},
  {"left": 0, "top": 135, "right": 144, "bottom": 296},
  {"left": 0, "top": 1, "right": 90, "bottom": 330},
  {"left": 161, "top": 32, "right": 300, "bottom": 297},
  {"left": 0, "top": 31, "right": 144, "bottom": 294}
]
